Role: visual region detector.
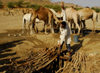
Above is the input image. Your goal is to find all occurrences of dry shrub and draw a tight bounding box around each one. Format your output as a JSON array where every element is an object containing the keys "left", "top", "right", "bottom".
[{"left": 57, "top": 50, "right": 96, "bottom": 73}]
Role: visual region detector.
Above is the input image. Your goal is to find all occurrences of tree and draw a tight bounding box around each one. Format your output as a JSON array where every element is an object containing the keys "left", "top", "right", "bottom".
[{"left": 0, "top": 0, "right": 3, "bottom": 8}]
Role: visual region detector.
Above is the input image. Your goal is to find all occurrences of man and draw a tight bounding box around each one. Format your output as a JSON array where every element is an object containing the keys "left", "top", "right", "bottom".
[
  {"left": 58, "top": 2, "right": 72, "bottom": 57},
  {"left": 58, "top": 21, "right": 71, "bottom": 55}
]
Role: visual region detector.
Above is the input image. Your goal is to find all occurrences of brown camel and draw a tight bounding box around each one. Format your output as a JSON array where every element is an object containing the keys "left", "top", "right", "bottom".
[
  {"left": 78, "top": 7, "right": 98, "bottom": 32},
  {"left": 29, "top": 6, "right": 60, "bottom": 34}
]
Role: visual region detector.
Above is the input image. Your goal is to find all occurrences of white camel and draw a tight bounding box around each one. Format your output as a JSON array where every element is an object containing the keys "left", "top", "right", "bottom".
[{"left": 22, "top": 13, "right": 41, "bottom": 34}]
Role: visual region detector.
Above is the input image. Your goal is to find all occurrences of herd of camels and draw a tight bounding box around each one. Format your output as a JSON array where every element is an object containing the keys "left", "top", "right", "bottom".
[{"left": 22, "top": 3, "right": 98, "bottom": 35}]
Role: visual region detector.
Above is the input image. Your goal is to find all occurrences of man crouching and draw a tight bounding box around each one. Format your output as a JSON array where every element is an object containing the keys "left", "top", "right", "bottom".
[{"left": 58, "top": 21, "right": 72, "bottom": 57}]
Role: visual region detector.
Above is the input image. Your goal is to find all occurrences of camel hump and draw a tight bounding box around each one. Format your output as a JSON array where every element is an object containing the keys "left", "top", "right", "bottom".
[
  {"left": 39, "top": 6, "right": 44, "bottom": 9},
  {"left": 86, "top": 6, "right": 90, "bottom": 8},
  {"left": 37, "top": 6, "right": 48, "bottom": 12},
  {"left": 39, "top": 6, "right": 46, "bottom": 10}
]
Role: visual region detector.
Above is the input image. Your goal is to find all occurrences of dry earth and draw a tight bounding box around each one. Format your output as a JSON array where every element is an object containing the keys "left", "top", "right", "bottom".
[{"left": 0, "top": 11, "right": 100, "bottom": 73}]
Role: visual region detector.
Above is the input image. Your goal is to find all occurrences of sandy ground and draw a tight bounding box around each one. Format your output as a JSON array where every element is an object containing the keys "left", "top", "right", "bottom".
[{"left": 0, "top": 12, "right": 100, "bottom": 72}]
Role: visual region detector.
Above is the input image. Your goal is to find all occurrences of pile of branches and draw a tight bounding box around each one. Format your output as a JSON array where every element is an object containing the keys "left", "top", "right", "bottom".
[
  {"left": 7, "top": 46, "right": 60, "bottom": 73},
  {"left": 56, "top": 50, "right": 95, "bottom": 73},
  {"left": 62, "top": 51, "right": 87, "bottom": 73}
]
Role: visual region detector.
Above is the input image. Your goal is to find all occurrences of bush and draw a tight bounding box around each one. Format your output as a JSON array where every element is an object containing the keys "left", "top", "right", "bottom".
[
  {"left": 23, "top": 2, "right": 30, "bottom": 8},
  {"left": 16, "top": 0, "right": 24, "bottom": 7},
  {"left": 28, "top": 4, "right": 40, "bottom": 9},
  {"left": 7, "top": 2, "right": 15, "bottom": 8},
  {"left": 75, "top": 7, "right": 82, "bottom": 11},
  {"left": 0, "top": 1, "right": 3, "bottom": 8},
  {"left": 92, "top": 7, "right": 100, "bottom": 13},
  {"left": 44, "top": 5, "right": 61, "bottom": 11}
]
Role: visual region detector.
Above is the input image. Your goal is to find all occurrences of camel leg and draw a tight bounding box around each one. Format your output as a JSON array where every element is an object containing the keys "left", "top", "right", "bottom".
[
  {"left": 50, "top": 24, "right": 54, "bottom": 33},
  {"left": 51, "top": 19, "right": 54, "bottom": 33},
  {"left": 28, "top": 21, "right": 35, "bottom": 35},
  {"left": 43, "top": 21, "right": 48, "bottom": 34},
  {"left": 68, "top": 21, "right": 73, "bottom": 34},
  {"left": 48, "top": 12, "right": 54, "bottom": 33},
  {"left": 69, "top": 22, "right": 71, "bottom": 30},
  {"left": 74, "top": 17, "right": 81, "bottom": 34},
  {"left": 22, "top": 24, "right": 25, "bottom": 34},
  {"left": 67, "top": 21, "right": 71, "bottom": 30},
  {"left": 79, "top": 20, "right": 84, "bottom": 36},
  {"left": 43, "top": 23, "right": 45, "bottom": 32},
  {"left": 11, "top": 12, "right": 14, "bottom": 16},
  {"left": 77, "top": 23, "right": 80, "bottom": 34},
  {"left": 79, "top": 21, "right": 82, "bottom": 29},
  {"left": 70, "top": 21, "right": 76, "bottom": 34},
  {"left": 74, "top": 21, "right": 80, "bottom": 34},
  {"left": 34, "top": 22, "right": 38, "bottom": 33},
  {"left": 32, "top": 21, "right": 36, "bottom": 34},
  {"left": 82, "top": 20, "right": 86, "bottom": 29},
  {"left": 28, "top": 22, "right": 31, "bottom": 34},
  {"left": 30, "top": 22, "right": 34, "bottom": 35},
  {"left": 71, "top": 21, "right": 75, "bottom": 29},
  {"left": 44, "top": 24, "right": 48, "bottom": 34},
  {"left": 22, "top": 19, "right": 26, "bottom": 34},
  {"left": 92, "top": 20, "right": 95, "bottom": 33}
]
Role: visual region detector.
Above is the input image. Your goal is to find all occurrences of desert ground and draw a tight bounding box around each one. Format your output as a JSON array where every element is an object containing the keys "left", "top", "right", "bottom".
[{"left": 0, "top": 11, "right": 100, "bottom": 73}]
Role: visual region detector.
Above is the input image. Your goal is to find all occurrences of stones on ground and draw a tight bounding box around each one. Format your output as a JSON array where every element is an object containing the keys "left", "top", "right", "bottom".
[
  {"left": 18, "top": 34, "right": 22, "bottom": 36},
  {"left": 8, "top": 33, "right": 23, "bottom": 37},
  {"left": 8, "top": 34, "right": 11, "bottom": 36},
  {"left": 14, "top": 34, "right": 17, "bottom": 37}
]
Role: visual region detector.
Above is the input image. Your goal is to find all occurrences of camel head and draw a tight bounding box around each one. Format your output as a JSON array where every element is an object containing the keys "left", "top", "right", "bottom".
[{"left": 54, "top": 19, "right": 63, "bottom": 29}]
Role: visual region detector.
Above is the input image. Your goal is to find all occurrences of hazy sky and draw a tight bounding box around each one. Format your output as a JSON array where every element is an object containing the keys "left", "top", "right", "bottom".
[{"left": 51, "top": 0, "right": 100, "bottom": 7}]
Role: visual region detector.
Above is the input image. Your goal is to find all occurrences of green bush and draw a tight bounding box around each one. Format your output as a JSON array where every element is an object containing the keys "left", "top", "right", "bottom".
[
  {"left": 7, "top": 2, "right": 15, "bottom": 8},
  {"left": 44, "top": 5, "right": 61, "bottom": 11},
  {"left": 75, "top": 8, "right": 82, "bottom": 11},
  {"left": 28, "top": 4, "right": 40, "bottom": 9},
  {"left": 23, "top": 2, "right": 30, "bottom": 8},
  {"left": 0, "top": 1, "right": 3, "bottom": 8},
  {"left": 92, "top": 7, "right": 100, "bottom": 13},
  {"left": 16, "top": 0, "right": 24, "bottom": 7}
]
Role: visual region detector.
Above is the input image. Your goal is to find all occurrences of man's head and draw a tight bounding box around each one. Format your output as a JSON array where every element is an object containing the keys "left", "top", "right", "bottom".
[
  {"left": 60, "top": 21, "right": 66, "bottom": 28},
  {"left": 61, "top": 1, "right": 65, "bottom": 10}
]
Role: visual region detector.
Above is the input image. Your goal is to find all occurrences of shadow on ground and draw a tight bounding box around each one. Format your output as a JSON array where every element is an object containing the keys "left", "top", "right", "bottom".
[
  {"left": 80, "top": 29, "right": 100, "bottom": 37},
  {"left": 0, "top": 39, "right": 25, "bottom": 72},
  {"left": 71, "top": 40, "right": 83, "bottom": 55}
]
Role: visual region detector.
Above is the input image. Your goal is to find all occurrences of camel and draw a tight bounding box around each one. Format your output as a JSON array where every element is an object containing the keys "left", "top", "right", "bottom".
[
  {"left": 65, "top": 7, "right": 81, "bottom": 34},
  {"left": 3, "top": 8, "right": 15, "bottom": 16},
  {"left": 77, "top": 8, "right": 98, "bottom": 32},
  {"left": 22, "top": 13, "right": 43, "bottom": 34},
  {"left": 22, "top": 13, "right": 32, "bottom": 34},
  {"left": 29, "top": 6, "right": 60, "bottom": 34},
  {"left": 49, "top": 8, "right": 62, "bottom": 18},
  {"left": 49, "top": 7, "right": 81, "bottom": 34},
  {"left": 22, "top": 8, "right": 34, "bottom": 15}
]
